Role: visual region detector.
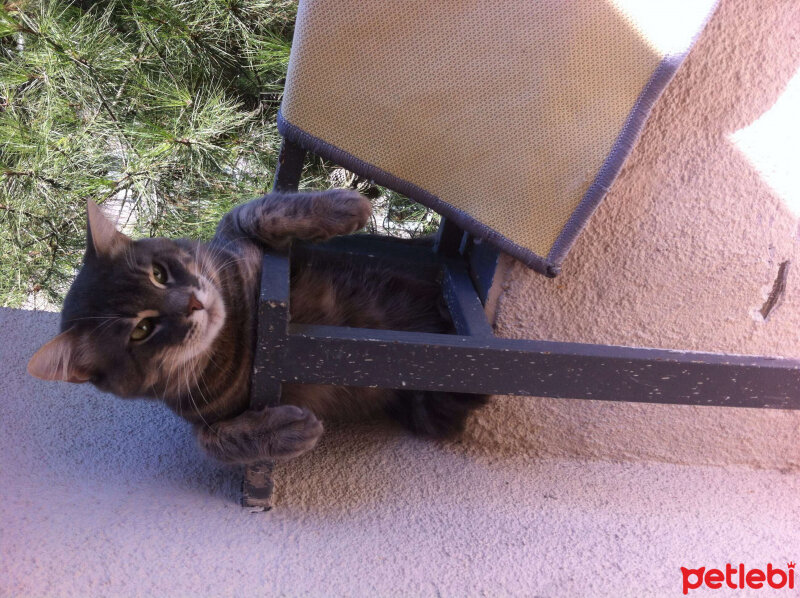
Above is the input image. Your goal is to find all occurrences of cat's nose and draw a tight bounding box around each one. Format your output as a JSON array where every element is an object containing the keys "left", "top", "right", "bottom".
[{"left": 187, "top": 292, "right": 204, "bottom": 315}]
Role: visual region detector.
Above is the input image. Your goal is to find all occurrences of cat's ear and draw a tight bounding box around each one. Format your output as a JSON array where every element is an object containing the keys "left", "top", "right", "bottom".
[
  {"left": 27, "top": 330, "right": 91, "bottom": 384},
  {"left": 86, "top": 200, "right": 130, "bottom": 259}
]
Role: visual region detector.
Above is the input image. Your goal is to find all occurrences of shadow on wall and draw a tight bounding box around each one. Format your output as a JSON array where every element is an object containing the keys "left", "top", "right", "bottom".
[{"left": 463, "top": 0, "right": 800, "bottom": 469}]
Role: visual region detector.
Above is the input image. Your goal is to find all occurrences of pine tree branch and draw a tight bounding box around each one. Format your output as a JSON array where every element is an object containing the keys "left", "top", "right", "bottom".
[
  {"left": 0, "top": 202, "right": 52, "bottom": 221},
  {"left": 0, "top": 0, "right": 349, "bottom": 306},
  {"left": 139, "top": 26, "right": 179, "bottom": 87},
  {"left": 14, "top": 11, "right": 136, "bottom": 165},
  {"left": 2, "top": 170, "right": 70, "bottom": 189}
]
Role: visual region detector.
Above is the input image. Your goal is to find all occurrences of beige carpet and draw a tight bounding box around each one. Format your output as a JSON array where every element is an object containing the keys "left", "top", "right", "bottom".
[{"left": 2, "top": 307, "right": 799, "bottom": 597}]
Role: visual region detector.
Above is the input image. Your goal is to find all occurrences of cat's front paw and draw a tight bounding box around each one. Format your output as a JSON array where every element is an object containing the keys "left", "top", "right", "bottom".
[
  {"left": 196, "top": 404, "right": 323, "bottom": 465},
  {"left": 315, "top": 189, "right": 372, "bottom": 235},
  {"left": 261, "top": 404, "right": 324, "bottom": 460}
]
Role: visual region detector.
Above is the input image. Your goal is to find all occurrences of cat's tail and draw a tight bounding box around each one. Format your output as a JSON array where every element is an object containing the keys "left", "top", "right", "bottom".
[{"left": 386, "top": 390, "right": 488, "bottom": 438}]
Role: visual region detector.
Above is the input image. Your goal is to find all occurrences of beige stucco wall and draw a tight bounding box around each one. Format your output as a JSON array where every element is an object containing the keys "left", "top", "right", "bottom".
[{"left": 467, "top": 0, "right": 800, "bottom": 470}]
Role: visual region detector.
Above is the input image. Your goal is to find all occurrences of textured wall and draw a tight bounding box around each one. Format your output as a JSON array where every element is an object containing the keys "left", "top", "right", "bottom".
[{"left": 466, "top": 0, "right": 800, "bottom": 469}]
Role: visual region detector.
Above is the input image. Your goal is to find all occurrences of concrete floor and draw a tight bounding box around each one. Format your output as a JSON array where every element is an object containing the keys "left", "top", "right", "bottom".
[{"left": 2, "top": 308, "right": 799, "bottom": 597}]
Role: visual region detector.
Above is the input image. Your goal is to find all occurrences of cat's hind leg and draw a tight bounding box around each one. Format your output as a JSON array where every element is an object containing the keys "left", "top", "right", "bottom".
[
  {"left": 386, "top": 390, "right": 488, "bottom": 438},
  {"left": 196, "top": 404, "right": 323, "bottom": 465}
]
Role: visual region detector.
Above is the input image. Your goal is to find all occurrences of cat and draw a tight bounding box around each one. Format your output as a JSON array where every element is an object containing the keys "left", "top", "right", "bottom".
[{"left": 27, "top": 190, "right": 486, "bottom": 465}]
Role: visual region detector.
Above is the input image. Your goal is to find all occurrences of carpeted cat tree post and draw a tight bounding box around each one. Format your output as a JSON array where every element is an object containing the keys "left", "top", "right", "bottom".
[{"left": 242, "top": 0, "right": 800, "bottom": 509}]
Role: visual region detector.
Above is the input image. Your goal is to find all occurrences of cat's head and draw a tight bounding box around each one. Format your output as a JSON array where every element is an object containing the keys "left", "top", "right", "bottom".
[{"left": 27, "top": 201, "right": 226, "bottom": 398}]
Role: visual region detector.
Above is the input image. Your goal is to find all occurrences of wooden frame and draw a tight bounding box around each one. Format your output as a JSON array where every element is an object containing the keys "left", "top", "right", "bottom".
[{"left": 242, "top": 139, "right": 800, "bottom": 509}]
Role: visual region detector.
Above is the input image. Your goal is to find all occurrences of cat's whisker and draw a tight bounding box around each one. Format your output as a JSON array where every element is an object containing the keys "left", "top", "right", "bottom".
[
  {"left": 161, "top": 346, "right": 184, "bottom": 417},
  {"left": 193, "top": 241, "right": 208, "bottom": 281},
  {"left": 195, "top": 357, "right": 229, "bottom": 422},
  {"left": 67, "top": 315, "right": 123, "bottom": 320},
  {"left": 215, "top": 255, "right": 249, "bottom": 272},
  {"left": 182, "top": 358, "right": 212, "bottom": 431},
  {"left": 177, "top": 337, "right": 223, "bottom": 427},
  {"left": 199, "top": 249, "right": 228, "bottom": 282},
  {"left": 204, "top": 350, "right": 224, "bottom": 372},
  {"left": 123, "top": 242, "right": 137, "bottom": 273},
  {"left": 196, "top": 239, "right": 251, "bottom": 283},
  {"left": 82, "top": 316, "right": 121, "bottom": 340},
  {"left": 198, "top": 241, "right": 225, "bottom": 272},
  {"left": 193, "top": 370, "right": 221, "bottom": 425}
]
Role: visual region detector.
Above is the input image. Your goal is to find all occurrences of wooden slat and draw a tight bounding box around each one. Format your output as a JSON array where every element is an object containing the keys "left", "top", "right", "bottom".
[
  {"left": 243, "top": 251, "right": 290, "bottom": 509},
  {"left": 249, "top": 250, "right": 290, "bottom": 409},
  {"left": 272, "top": 139, "right": 306, "bottom": 192},
  {"left": 464, "top": 236, "right": 500, "bottom": 304},
  {"left": 244, "top": 135, "right": 305, "bottom": 510},
  {"left": 280, "top": 324, "right": 800, "bottom": 409},
  {"left": 441, "top": 262, "right": 494, "bottom": 337},
  {"left": 434, "top": 217, "right": 466, "bottom": 257}
]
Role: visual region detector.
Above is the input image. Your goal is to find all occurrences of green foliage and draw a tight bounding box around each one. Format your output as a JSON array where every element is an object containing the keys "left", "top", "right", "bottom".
[{"left": 0, "top": 0, "right": 438, "bottom": 307}]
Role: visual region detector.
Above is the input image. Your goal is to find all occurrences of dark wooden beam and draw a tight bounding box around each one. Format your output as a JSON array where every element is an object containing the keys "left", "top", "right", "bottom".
[
  {"left": 463, "top": 236, "right": 499, "bottom": 305},
  {"left": 279, "top": 323, "right": 800, "bottom": 410},
  {"left": 441, "top": 262, "right": 494, "bottom": 337},
  {"left": 243, "top": 247, "right": 291, "bottom": 510},
  {"left": 272, "top": 139, "right": 306, "bottom": 192},
  {"left": 434, "top": 218, "right": 466, "bottom": 257},
  {"left": 249, "top": 249, "right": 290, "bottom": 408}
]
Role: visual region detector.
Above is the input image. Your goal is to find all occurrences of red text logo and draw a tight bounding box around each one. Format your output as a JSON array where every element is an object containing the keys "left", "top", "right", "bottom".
[{"left": 681, "top": 563, "right": 795, "bottom": 594}]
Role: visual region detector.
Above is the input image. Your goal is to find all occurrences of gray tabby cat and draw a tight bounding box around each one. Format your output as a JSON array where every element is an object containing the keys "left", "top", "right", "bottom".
[{"left": 28, "top": 191, "right": 485, "bottom": 465}]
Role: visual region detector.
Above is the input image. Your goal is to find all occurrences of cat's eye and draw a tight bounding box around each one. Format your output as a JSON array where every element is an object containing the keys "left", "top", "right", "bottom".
[
  {"left": 130, "top": 318, "right": 155, "bottom": 341},
  {"left": 152, "top": 263, "right": 167, "bottom": 285}
]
